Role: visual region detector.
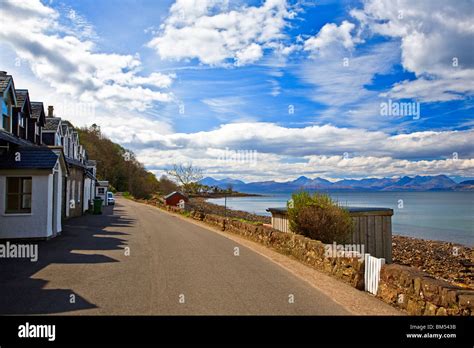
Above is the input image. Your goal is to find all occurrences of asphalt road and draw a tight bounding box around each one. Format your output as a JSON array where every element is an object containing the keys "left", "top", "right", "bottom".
[{"left": 0, "top": 197, "right": 358, "bottom": 315}]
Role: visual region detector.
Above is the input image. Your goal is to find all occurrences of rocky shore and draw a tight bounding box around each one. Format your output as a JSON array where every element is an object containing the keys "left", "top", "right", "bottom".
[
  {"left": 392, "top": 235, "right": 473, "bottom": 289},
  {"left": 187, "top": 198, "right": 271, "bottom": 224}
]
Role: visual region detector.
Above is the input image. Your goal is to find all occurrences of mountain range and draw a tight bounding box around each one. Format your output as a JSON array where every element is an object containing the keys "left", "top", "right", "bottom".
[{"left": 200, "top": 175, "right": 474, "bottom": 193}]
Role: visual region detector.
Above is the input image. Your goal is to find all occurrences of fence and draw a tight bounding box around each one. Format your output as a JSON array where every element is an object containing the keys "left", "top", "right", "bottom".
[{"left": 364, "top": 253, "right": 385, "bottom": 295}]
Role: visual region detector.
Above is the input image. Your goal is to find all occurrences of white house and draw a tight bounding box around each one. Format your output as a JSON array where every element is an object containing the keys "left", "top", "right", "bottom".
[
  {"left": 96, "top": 180, "right": 109, "bottom": 206},
  {"left": 84, "top": 160, "right": 97, "bottom": 212},
  {"left": 0, "top": 144, "right": 67, "bottom": 239},
  {"left": 0, "top": 71, "right": 97, "bottom": 240}
]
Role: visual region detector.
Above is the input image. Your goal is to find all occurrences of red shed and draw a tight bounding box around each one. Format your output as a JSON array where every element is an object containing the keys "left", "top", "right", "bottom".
[{"left": 164, "top": 191, "right": 188, "bottom": 207}]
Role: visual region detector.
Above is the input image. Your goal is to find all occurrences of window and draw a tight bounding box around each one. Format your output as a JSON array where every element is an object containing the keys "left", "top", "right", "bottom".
[
  {"left": 6, "top": 177, "right": 32, "bottom": 213},
  {"left": 2, "top": 99, "right": 11, "bottom": 132},
  {"left": 71, "top": 180, "right": 75, "bottom": 206},
  {"left": 98, "top": 187, "right": 105, "bottom": 195},
  {"left": 19, "top": 112, "right": 24, "bottom": 127}
]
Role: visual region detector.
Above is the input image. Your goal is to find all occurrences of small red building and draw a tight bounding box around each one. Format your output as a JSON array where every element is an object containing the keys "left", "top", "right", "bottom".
[{"left": 164, "top": 191, "right": 188, "bottom": 207}]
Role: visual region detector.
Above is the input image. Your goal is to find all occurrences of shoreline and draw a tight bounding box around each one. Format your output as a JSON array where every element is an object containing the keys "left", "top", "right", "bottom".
[
  {"left": 191, "top": 197, "right": 473, "bottom": 289},
  {"left": 190, "top": 192, "right": 263, "bottom": 198},
  {"left": 188, "top": 197, "right": 271, "bottom": 224},
  {"left": 204, "top": 195, "right": 472, "bottom": 247}
]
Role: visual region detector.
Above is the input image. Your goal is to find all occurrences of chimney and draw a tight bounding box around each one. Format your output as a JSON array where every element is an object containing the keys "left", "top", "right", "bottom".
[{"left": 48, "top": 105, "right": 54, "bottom": 117}]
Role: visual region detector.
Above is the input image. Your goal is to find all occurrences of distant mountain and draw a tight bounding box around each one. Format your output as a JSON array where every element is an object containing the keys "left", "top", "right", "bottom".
[
  {"left": 453, "top": 180, "right": 474, "bottom": 191},
  {"left": 199, "top": 175, "right": 471, "bottom": 193},
  {"left": 380, "top": 175, "right": 457, "bottom": 191},
  {"left": 200, "top": 177, "right": 245, "bottom": 187}
]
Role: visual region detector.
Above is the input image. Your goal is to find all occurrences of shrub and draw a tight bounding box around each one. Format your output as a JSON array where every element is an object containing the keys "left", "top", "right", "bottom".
[
  {"left": 287, "top": 191, "right": 352, "bottom": 244},
  {"left": 122, "top": 192, "right": 133, "bottom": 199}
]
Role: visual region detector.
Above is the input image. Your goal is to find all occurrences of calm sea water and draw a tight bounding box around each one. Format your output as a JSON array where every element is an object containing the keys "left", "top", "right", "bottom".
[{"left": 208, "top": 192, "right": 474, "bottom": 246}]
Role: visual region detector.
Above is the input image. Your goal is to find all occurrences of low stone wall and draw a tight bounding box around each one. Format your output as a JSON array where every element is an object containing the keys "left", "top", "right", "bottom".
[{"left": 377, "top": 264, "right": 474, "bottom": 315}]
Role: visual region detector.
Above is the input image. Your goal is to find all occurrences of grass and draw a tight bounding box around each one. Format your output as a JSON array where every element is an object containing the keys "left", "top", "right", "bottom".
[
  {"left": 231, "top": 217, "right": 263, "bottom": 226},
  {"left": 122, "top": 192, "right": 135, "bottom": 200}
]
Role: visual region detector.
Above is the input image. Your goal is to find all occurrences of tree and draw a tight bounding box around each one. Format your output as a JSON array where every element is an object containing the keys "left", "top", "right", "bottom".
[
  {"left": 166, "top": 163, "right": 203, "bottom": 194},
  {"left": 77, "top": 126, "right": 160, "bottom": 199},
  {"left": 158, "top": 175, "right": 179, "bottom": 195}
]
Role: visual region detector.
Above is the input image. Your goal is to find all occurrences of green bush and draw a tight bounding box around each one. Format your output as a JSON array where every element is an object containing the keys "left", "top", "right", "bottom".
[
  {"left": 122, "top": 192, "right": 133, "bottom": 199},
  {"left": 287, "top": 191, "right": 352, "bottom": 244}
]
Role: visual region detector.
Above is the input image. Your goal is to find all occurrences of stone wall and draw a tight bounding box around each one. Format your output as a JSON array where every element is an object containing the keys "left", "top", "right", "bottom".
[{"left": 377, "top": 264, "right": 473, "bottom": 315}]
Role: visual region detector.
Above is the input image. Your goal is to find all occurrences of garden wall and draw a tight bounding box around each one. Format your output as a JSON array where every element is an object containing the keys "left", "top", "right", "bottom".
[{"left": 377, "top": 264, "right": 473, "bottom": 315}]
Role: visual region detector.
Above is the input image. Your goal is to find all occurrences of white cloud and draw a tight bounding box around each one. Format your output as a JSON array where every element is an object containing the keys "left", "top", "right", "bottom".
[
  {"left": 0, "top": 0, "right": 176, "bottom": 111},
  {"left": 147, "top": 0, "right": 295, "bottom": 66},
  {"left": 298, "top": 40, "right": 401, "bottom": 129},
  {"left": 235, "top": 43, "right": 263, "bottom": 66},
  {"left": 304, "top": 20, "right": 360, "bottom": 56},
  {"left": 305, "top": 155, "right": 474, "bottom": 180},
  {"left": 118, "top": 121, "right": 474, "bottom": 181},
  {"left": 139, "top": 149, "right": 474, "bottom": 183},
  {"left": 382, "top": 74, "right": 474, "bottom": 102},
  {"left": 130, "top": 122, "right": 474, "bottom": 159},
  {"left": 351, "top": 0, "right": 474, "bottom": 102},
  {"left": 202, "top": 96, "right": 245, "bottom": 114}
]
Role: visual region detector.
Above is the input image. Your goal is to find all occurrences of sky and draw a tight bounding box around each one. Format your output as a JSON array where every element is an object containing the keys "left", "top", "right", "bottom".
[{"left": 1, "top": 0, "right": 473, "bottom": 182}]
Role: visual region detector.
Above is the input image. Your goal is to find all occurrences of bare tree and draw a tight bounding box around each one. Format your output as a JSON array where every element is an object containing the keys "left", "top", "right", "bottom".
[{"left": 166, "top": 163, "right": 203, "bottom": 194}]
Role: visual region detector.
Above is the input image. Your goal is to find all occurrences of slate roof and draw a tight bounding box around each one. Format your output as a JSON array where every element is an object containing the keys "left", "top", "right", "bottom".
[
  {"left": 30, "top": 101, "right": 46, "bottom": 126},
  {"left": 30, "top": 102, "right": 45, "bottom": 119},
  {"left": 0, "top": 129, "right": 33, "bottom": 146},
  {"left": 15, "top": 89, "right": 29, "bottom": 107},
  {"left": 0, "top": 146, "right": 58, "bottom": 170},
  {"left": 65, "top": 156, "right": 86, "bottom": 169},
  {"left": 85, "top": 167, "right": 97, "bottom": 181},
  {"left": 44, "top": 117, "right": 61, "bottom": 131},
  {"left": 0, "top": 73, "right": 12, "bottom": 93},
  {"left": 62, "top": 120, "right": 73, "bottom": 128}
]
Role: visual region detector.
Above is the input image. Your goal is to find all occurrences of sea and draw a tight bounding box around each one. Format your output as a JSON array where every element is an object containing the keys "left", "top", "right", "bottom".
[{"left": 208, "top": 192, "right": 474, "bottom": 246}]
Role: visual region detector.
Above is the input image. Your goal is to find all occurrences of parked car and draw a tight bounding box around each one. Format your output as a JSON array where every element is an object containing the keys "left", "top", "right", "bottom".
[{"left": 107, "top": 192, "right": 115, "bottom": 205}]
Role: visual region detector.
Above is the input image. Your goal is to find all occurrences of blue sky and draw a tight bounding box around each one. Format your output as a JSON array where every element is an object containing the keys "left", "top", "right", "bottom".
[{"left": 1, "top": 0, "right": 473, "bottom": 182}]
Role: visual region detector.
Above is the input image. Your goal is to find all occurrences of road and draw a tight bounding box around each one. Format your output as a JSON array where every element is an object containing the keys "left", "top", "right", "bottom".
[{"left": 0, "top": 197, "right": 400, "bottom": 315}]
